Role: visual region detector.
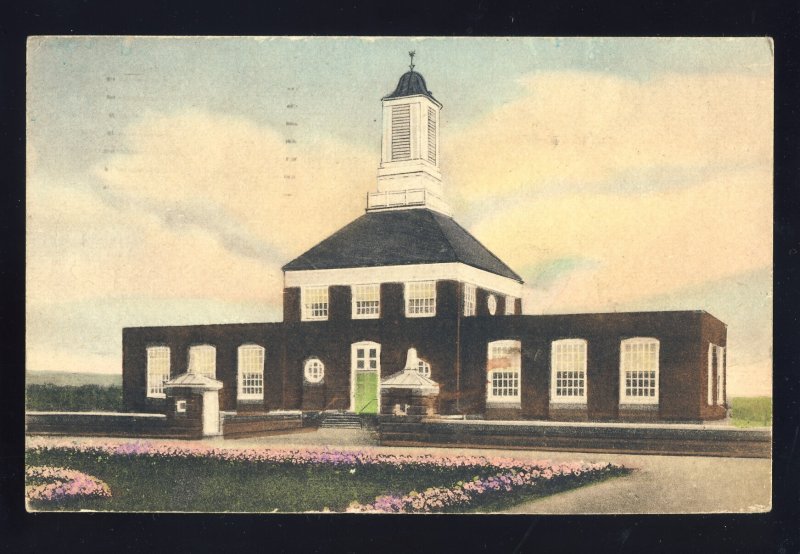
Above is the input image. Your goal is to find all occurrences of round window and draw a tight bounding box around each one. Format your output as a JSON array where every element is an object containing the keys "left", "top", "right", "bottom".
[
  {"left": 304, "top": 358, "right": 325, "bottom": 383},
  {"left": 487, "top": 294, "right": 497, "bottom": 315}
]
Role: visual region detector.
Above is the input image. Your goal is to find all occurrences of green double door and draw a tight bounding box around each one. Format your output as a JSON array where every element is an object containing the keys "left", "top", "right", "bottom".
[
  {"left": 354, "top": 371, "right": 378, "bottom": 414},
  {"left": 352, "top": 342, "right": 380, "bottom": 414}
]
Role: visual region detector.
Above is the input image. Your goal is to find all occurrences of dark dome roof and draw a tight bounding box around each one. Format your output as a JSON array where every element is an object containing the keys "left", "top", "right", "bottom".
[{"left": 383, "top": 71, "right": 440, "bottom": 104}]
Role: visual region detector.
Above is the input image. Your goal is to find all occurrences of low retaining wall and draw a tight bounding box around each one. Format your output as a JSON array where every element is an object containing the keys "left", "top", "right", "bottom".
[
  {"left": 378, "top": 418, "right": 772, "bottom": 458},
  {"left": 25, "top": 411, "right": 194, "bottom": 439},
  {"left": 221, "top": 412, "right": 304, "bottom": 439}
]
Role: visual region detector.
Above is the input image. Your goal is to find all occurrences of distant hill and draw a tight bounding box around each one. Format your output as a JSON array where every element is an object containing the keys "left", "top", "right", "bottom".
[{"left": 26, "top": 371, "right": 122, "bottom": 387}]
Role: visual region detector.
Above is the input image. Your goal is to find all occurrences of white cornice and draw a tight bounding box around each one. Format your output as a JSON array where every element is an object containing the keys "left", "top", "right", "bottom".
[{"left": 284, "top": 262, "right": 523, "bottom": 297}]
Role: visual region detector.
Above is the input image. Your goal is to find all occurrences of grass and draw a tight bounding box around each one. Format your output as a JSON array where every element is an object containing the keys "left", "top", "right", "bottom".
[
  {"left": 26, "top": 384, "right": 122, "bottom": 412},
  {"left": 25, "top": 447, "right": 629, "bottom": 513},
  {"left": 729, "top": 397, "right": 772, "bottom": 428}
]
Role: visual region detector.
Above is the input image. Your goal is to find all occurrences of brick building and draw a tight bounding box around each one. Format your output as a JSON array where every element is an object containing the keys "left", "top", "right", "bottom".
[{"left": 123, "top": 63, "right": 728, "bottom": 423}]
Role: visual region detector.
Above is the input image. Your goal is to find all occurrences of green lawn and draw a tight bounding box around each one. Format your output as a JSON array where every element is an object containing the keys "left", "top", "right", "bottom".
[
  {"left": 729, "top": 397, "right": 772, "bottom": 428},
  {"left": 25, "top": 448, "right": 629, "bottom": 513}
]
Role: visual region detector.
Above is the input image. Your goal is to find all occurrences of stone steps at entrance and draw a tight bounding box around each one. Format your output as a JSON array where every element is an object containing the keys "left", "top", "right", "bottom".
[{"left": 319, "top": 412, "right": 364, "bottom": 429}]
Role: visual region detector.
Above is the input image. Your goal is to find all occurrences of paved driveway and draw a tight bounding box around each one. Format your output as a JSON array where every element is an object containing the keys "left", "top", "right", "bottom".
[{"left": 213, "top": 428, "right": 771, "bottom": 514}]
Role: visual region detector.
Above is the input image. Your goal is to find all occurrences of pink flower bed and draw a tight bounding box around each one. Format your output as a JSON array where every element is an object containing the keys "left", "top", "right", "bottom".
[
  {"left": 347, "top": 461, "right": 616, "bottom": 513},
  {"left": 26, "top": 466, "right": 111, "bottom": 503},
  {"left": 26, "top": 437, "right": 626, "bottom": 513}
]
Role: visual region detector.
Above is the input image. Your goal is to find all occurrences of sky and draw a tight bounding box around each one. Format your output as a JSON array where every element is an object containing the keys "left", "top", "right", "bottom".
[{"left": 26, "top": 37, "right": 773, "bottom": 396}]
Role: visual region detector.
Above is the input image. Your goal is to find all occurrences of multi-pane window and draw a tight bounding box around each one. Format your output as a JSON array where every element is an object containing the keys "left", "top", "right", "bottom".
[
  {"left": 188, "top": 344, "right": 216, "bottom": 379},
  {"left": 301, "top": 286, "right": 329, "bottom": 321},
  {"left": 304, "top": 358, "right": 325, "bottom": 383},
  {"left": 505, "top": 296, "right": 516, "bottom": 315},
  {"left": 391, "top": 105, "right": 411, "bottom": 161},
  {"left": 427, "top": 107, "right": 437, "bottom": 164},
  {"left": 717, "top": 347, "right": 726, "bottom": 406},
  {"left": 620, "top": 338, "right": 659, "bottom": 404},
  {"left": 237, "top": 344, "right": 264, "bottom": 400},
  {"left": 405, "top": 281, "right": 436, "bottom": 317},
  {"left": 352, "top": 284, "right": 380, "bottom": 319},
  {"left": 487, "top": 340, "right": 521, "bottom": 403},
  {"left": 463, "top": 283, "right": 476, "bottom": 317},
  {"left": 146, "top": 346, "right": 170, "bottom": 398},
  {"left": 551, "top": 339, "right": 587, "bottom": 403},
  {"left": 417, "top": 358, "right": 431, "bottom": 378},
  {"left": 354, "top": 345, "right": 379, "bottom": 370},
  {"left": 708, "top": 344, "right": 726, "bottom": 406}
]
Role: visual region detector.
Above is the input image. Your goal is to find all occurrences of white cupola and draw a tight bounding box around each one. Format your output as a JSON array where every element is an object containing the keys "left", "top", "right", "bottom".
[{"left": 367, "top": 52, "right": 451, "bottom": 215}]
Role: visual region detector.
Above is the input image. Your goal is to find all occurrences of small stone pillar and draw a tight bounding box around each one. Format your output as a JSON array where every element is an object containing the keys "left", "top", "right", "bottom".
[
  {"left": 163, "top": 372, "right": 224, "bottom": 437},
  {"left": 380, "top": 349, "right": 440, "bottom": 417}
]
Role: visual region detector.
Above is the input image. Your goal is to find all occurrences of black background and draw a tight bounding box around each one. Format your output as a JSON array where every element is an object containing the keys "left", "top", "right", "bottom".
[{"left": 1, "top": 1, "right": 798, "bottom": 552}]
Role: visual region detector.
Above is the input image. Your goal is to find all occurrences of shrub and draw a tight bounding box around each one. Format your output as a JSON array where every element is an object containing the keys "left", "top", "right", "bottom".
[{"left": 26, "top": 384, "right": 122, "bottom": 412}]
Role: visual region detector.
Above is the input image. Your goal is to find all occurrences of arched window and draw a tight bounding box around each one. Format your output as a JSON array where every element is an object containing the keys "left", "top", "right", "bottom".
[
  {"left": 188, "top": 344, "right": 216, "bottom": 379},
  {"left": 551, "top": 339, "right": 587, "bottom": 403},
  {"left": 620, "top": 338, "right": 659, "bottom": 404},
  {"left": 146, "top": 346, "right": 170, "bottom": 398},
  {"left": 417, "top": 358, "right": 431, "bottom": 378},
  {"left": 487, "top": 340, "right": 521, "bottom": 403},
  {"left": 304, "top": 358, "right": 325, "bottom": 384},
  {"left": 238, "top": 344, "right": 264, "bottom": 400}
]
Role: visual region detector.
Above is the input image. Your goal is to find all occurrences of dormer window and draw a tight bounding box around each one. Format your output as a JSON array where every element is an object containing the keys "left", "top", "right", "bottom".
[{"left": 301, "top": 286, "right": 329, "bottom": 321}]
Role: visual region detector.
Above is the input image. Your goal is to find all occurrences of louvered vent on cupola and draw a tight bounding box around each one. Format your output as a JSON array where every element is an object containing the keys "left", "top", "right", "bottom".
[
  {"left": 391, "top": 104, "right": 411, "bottom": 161},
  {"left": 427, "top": 106, "right": 437, "bottom": 164}
]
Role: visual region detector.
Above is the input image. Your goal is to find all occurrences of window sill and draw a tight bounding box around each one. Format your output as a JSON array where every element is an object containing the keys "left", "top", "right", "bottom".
[
  {"left": 486, "top": 400, "right": 522, "bottom": 408},
  {"left": 619, "top": 403, "right": 659, "bottom": 410},
  {"left": 549, "top": 402, "right": 588, "bottom": 410},
  {"left": 237, "top": 398, "right": 264, "bottom": 403}
]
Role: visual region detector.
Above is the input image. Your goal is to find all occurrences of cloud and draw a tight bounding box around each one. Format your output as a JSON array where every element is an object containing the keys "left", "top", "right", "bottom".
[
  {"left": 94, "top": 108, "right": 376, "bottom": 259},
  {"left": 443, "top": 70, "right": 772, "bottom": 206},
  {"left": 437, "top": 70, "right": 772, "bottom": 314}
]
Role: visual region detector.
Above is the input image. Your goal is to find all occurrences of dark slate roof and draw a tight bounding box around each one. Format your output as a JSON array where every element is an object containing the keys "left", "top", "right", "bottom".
[
  {"left": 282, "top": 209, "right": 523, "bottom": 282},
  {"left": 383, "top": 71, "right": 440, "bottom": 105}
]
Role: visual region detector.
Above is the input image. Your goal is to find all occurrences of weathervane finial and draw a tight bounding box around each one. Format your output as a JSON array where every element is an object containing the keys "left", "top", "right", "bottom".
[{"left": 408, "top": 50, "right": 416, "bottom": 72}]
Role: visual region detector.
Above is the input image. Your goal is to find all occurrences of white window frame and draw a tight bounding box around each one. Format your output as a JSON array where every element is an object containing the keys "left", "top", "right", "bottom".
[
  {"left": 304, "top": 358, "right": 325, "bottom": 384},
  {"left": 619, "top": 338, "right": 659, "bottom": 405},
  {"left": 417, "top": 358, "right": 431, "bottom": 378},
  {"left": 237, "top": 344, "right": 265, "bottom": 400},
  {"left": 405, "top": 281, "right": 436, "bottom": 317},
  {"left": 550, "top": 339, "right": 588, "bottom": 404},
  {"left": 463, "top": 283, "right": 476, "bottom": 317},
  {"left": 301, "top": 286, "right": 329, "bottom": 321},
  {"left": 505, "top": 296, "right": 516, "bottom": 315},
  {"left": 188, "top": 344, "right": 216, "bottom": 379},
  {"left": 146, "top": 346, "right": 170, "bottom": 398},
  {"left": 176, "top": 399, "right": 187, "bottom": 413},
  {"left": 487, "top": 340, "right": 521, "bottom": 404},
  {"left": 716, "top": 346, "right": 726, "bottom": 406},
  {"left": 487, "top": 294, "right": 497, "bottom": 315},
  {"left": 352, "top": 284, "right": 380, "bottom": 319},
  {"left": 707, "top": 344, "right": 715, "bottom": 406}
]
